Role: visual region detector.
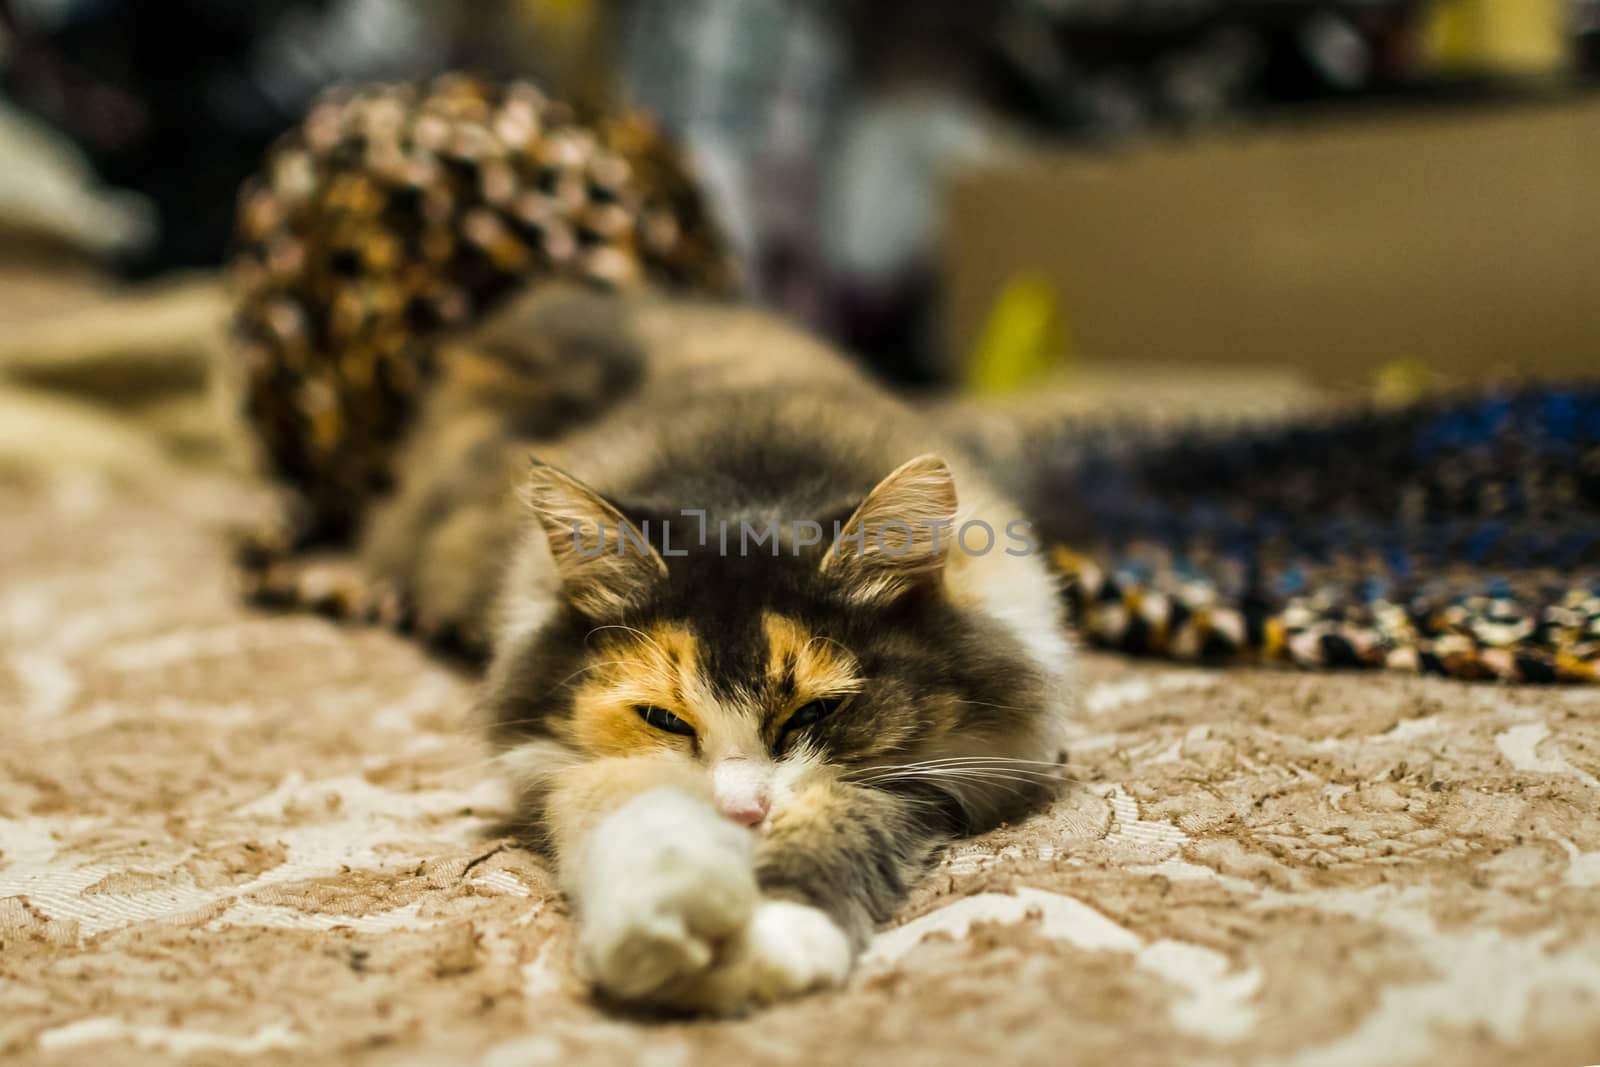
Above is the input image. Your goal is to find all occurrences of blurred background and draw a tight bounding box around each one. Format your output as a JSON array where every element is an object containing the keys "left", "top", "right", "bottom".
[{"left": 0, "top": 0, "right": 1596, "bottom": 483}]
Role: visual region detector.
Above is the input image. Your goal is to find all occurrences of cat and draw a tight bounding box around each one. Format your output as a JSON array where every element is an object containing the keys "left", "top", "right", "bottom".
[{"left": 342, "top": 285, "right": 1077, "bottom": 1013}]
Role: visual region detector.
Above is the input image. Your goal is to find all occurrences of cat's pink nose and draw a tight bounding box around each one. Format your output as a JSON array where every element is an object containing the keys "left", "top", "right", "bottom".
[
  {"left": 720, "top": 795, "right": 770, "bottom": 827},
  {"left": 712, "top": 757, "right": 773, "bottom": 828}
]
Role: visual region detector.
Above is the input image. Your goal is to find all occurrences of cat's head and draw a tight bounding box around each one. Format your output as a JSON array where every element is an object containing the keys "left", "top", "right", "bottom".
[{"left": 485, "top": 454, "right": 1065, "bottom": 832}]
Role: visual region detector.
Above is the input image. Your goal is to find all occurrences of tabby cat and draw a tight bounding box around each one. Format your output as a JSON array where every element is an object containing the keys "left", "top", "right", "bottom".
[{"left": 342, "top": 286, "right": 1077, "bottom": 1013}]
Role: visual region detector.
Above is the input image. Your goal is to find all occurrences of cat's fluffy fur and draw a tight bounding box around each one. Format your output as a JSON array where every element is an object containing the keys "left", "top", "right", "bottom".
[{"left": 358, "top": 287, "right": 1075, "bottom": 1013}]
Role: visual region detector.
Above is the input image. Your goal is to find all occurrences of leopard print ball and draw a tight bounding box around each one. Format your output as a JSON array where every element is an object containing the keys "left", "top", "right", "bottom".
[{"left": 229, "top": 74, "right": 738, "bottom": 546}]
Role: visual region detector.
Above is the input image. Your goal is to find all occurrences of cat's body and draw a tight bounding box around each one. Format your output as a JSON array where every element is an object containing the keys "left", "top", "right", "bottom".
[{"left": 351, "top": 287, "right": 1076, "bottom": 1012}]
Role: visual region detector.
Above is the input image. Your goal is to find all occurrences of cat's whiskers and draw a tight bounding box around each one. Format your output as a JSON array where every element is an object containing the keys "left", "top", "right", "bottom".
[
  {"left": 845, "top": 755, "right": 1067, "bottom": 779},
  {"left": 877, "top": 755, "right": 1066, "bottom": 768},
  {"left": 856, "top": 766, "right": 1061, "bottom": 782},
  {"left": 850, "top": 765, "right": 1064, "bottom": 792},
  {"left": 798, "top": 633, "right": 860, "bottom": 667},
  {"left": 858, "top": 776, "right": 1051, "bottom": 802},
  {"left": 584, "top": 623, "right": 668, "bottom": 657},
  {"left": 947, "top": 697, "right": 1039, "bottom": 714}
]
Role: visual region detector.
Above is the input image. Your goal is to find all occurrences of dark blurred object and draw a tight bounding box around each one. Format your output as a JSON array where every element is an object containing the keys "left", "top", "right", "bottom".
[
  {"left": 818, "top": 87, "right": 1013, "bottom": 384},
  {"left": 1, "top": 0, "right": 442, "bottom": 277},
  {"left": 1583, "top": 0, "right": 1600, "bottom": 78},
  {"left": 230, "top": 74, "right": 738, "bottom": 547},
  {"left": 614, "top": 0, "right": 842, "bottom": 301},
  {"left": 983, "top": 0, "right": 1439, "bottom": 138},
  {"left": 614, "top": 0, "right": 1022, "bottom": 383}
]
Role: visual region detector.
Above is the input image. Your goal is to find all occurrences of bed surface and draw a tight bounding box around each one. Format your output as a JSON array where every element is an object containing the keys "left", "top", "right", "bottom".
[{"left": 3, "top": 474, "right": 1598, "bottom": 1066}]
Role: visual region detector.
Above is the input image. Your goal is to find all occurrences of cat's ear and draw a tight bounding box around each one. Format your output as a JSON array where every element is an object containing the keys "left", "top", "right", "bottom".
[
  {"left": 820, "top": 454, "right": 958, "bottom": 605},
  {"left": 523, "top": 459, "right": 666, "bottom": 617}
]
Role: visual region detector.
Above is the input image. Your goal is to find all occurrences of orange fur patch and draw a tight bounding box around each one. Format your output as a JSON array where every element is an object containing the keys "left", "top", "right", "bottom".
[
  {"left": 763, "top": 613, "right": 863, "bottom": 726},
  {"left": 562, "top": 615, "right": 867, "bottom": 757},
  {"left": 563, "top": 622, "right": 708, "bottom": 756}
]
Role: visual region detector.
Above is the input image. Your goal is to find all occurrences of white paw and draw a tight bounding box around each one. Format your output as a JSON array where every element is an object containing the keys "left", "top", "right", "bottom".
[
  {"left": 640, "top": 898, "right": 853, "bottom": 1015},
  {"left": 573, "top": 791, "right": 854, "bottom": 1014},
  {"left": 739, "top": 900, "right": 853, "bottom": 1004},
  {"left": 576, "top": 789, "right": 758, "bottom": 1002}
]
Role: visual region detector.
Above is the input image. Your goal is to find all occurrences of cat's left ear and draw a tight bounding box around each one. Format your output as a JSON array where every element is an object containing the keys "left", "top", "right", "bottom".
[
  {"left": 820, "top": 454, "right": 958, "bottom": 605},
  {"left": 523, "top": 459, "right": 667, "bottom": 618}
]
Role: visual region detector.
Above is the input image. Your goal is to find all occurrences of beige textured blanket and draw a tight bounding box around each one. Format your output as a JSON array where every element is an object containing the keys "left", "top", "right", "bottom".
[{"left": 3, "top": 475, "right": 1599, "bottom": 1067}]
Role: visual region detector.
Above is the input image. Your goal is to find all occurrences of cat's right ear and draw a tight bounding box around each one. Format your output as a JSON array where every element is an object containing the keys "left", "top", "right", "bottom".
[
  {"left": 523, "top": 460, "right": 666, "bottom": 618},
  {"left": 820, "top": 453, "right": 958, "bottom": 606}
]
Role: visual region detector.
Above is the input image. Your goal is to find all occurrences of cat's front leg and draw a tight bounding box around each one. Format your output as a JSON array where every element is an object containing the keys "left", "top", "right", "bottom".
[
  {"left": 552, "top": 762, "right": 852, "bottom": 1014},
  {"left": 756, "top": 779, "right": 944, "bottom": 950},
  {"left": 575, "top": 787, "right": 758, "bottom": 1001}
]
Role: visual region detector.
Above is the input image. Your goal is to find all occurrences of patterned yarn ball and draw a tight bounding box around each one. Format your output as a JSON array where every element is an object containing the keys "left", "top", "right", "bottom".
[{"left": 229, "top": 74, "right": 738, "bottom": 545}]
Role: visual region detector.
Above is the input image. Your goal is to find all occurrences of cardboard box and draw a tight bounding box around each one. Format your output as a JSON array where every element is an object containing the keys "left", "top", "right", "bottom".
[{"left": 943, "top": 98, "right": 1600, "bottom": 385}]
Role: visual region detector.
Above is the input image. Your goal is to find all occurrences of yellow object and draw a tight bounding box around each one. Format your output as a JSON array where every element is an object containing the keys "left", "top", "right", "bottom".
[
  {"left": 528, "top": 0, "right": 593, "bottom": 18},
  {"left": 1424, "top": 0, "right": 1569, "bottom": 77},
  {"left": 967, "top": 273, "right": 1069, "bottom": 395},
  {"left": 1373, "top": 358, "right": 1438, "bottom": 407},
  {"left": 1263, "top": 617, "right": 1287, "bottom": 660},
  {"left": 522, "top": 0, "right": 600, "bottom": 62}
]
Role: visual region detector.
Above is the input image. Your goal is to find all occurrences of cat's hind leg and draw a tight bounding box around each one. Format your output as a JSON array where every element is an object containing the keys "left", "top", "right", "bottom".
[{"left": 237, "top": 550, "right": 410, "bottom": 629}]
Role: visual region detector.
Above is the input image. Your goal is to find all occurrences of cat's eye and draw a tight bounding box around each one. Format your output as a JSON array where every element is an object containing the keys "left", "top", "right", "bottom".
[
  {"left": 782, "top": 698, "right": 842, "bottom": 735},
  {"left": 635, "top": 705, "right": 695, "bottom": 737}
]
